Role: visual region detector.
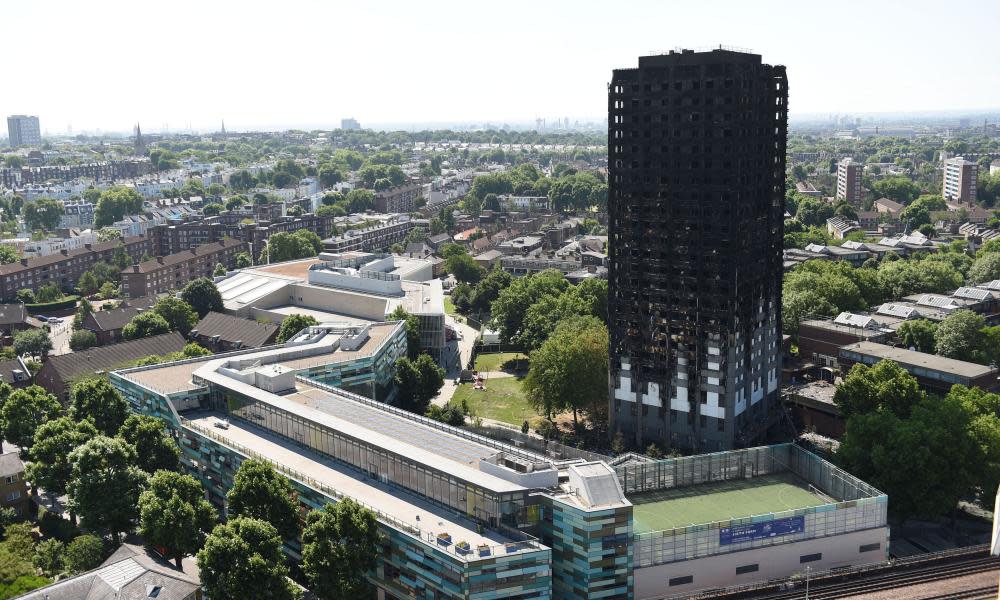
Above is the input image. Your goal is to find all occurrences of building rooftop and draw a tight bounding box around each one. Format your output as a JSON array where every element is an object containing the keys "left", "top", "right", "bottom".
[
  {"left": 0, "top": 451, "right": 24, "bottom": 477},
  {"left": 44, "top": 332, "right": 186, "bottom": 386},
  {"left": 125, "top": 238, "right": 245, "bottom": 274},
  {"left": 16, "top": 542, "right": 200, "bottom": 600},
  {"left": 840, "top": 341, "right": 997, "bottom": 378},
  {"left": 192, "top": 311, "right": 278, "bottom": 348},
  {"left": 122, "top": 323, "right": 395, "bottom": 395},
  {"left": 182, "top": 412, "right": 533, "bottom": 559},
  {"left": 630, "top": 473, "right": 828, "bottom": 534}
]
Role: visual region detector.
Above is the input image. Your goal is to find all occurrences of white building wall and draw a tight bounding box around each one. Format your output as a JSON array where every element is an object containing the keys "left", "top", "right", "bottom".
[{"left": 634, "top": 527, "right": 887, "bottom": 599}]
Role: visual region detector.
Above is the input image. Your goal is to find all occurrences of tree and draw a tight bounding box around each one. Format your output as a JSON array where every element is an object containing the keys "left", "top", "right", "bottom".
[
  {"left": 94, "top": 187, "right": 144, "bottom": 228},
  {"left": 836, "top": 394, "right": 977, "bottom": 521},
  {"left": 833, "top": 360, "right": 926, "bottom": 420},
  {"left": 71, "top": 378, "right": 129, "bottom": 436},
  {"left": 469, "top": 268, "right": 513, "bottom": 315},
  {"left": 872, "top": 177, "right": 921, "bottom": 204},
  {"left": 267, "top": 230, "right": 322, "bottom": 263},
  {"left": 387, "top": 306, "right": 420, "bottom": 358},
  {"left": 36, "top": 282, "right": 63, "bottom": 303},
  {"left": 414, "top": 354, "right": 444, "bottom": 407},
  {"left": 33, "top": 539, "right": 64, "bottom": 577},
  {"left": 935, "top": 310, "right": 987, "bottom": 363},
  {"left": 301, "top": 499, "right": 380, "bottom": 600},
  {"left": 23, "top": 197, "right": 64, "bottom": 230},
  {"left": 445, "top": 252, "right": 484, "bottom": 284},
  {"left": 793, "top": 197, "right": 835, "bottom": 227},
  {"left": 490, "top": 270, "right": 568, "bottom": 345},
  {"left": 122, "top": 311, "right": 170, "bottom": 340},
  {"left": 181, "top": 278, "right": 224, "bottom": 317},
  {"left": 0, "top": 245, "right": 18, "bottom": 265},
  {"left": 69, "top": 330, "right": 97, "bottom": 351},
  {"left": 213, "top": 262, "right": 227, "bottom": 277},
  {"left": 226, "top": 195, "right": 249, "bottom": 211},
  {"left": 318, "top": 165, "right": 343, "bottom": 188},
  {"left": 197, "top": 517, "right": 299, "bottom": 600},
  {"left": 27, "top": 417, "right": 98, "bottom": 498},
  {"left": 139, "top": 470, "right": 216, "bottom": 568},
  {"left": 98, "top": 281, "right": 117, "bottom": 300},
  {"left": 896, "top": 319, "right": 937, "bottom": 353},
  {"left": 118, "top": 414, "right": 180, "bottom": 474},
  {"left": 152, "top": 296, "right": 199, "bottom": 335},
  {"left": 226, "top": 459, "right": 299, "bottom": 541},
  {"left": 14, "top": 289, "right": 34, "bottom": 304},
  {"left": 13, "top": 328, "right": 52, "bottom": 360},
  {"left": 202, "top": 203, "right": 224, "bottom": 216},
  {"left": 946, "top": 385, "right": 1000, "bottom": 502},
  {"left": 524, "top": 317, "right": 609, "bottom": 427},
  {"left": 1, "top": 385, "right": 62, "bottom": 458},
  {"left": 276, "top": 314, "right": 319, "bottom": 343},
  {"left": 393, "top": 357, "right": 423, "bottom": 413},
  {"left": 234, "top": 252, "right": 252, "bottom": 269},
  {"left": 968, "top": 252, "right": 1000, "bottom": 284},
  {"left": 64, "top": 535, "right": 105, "bottom": 574},
  {"left": 67, "top": 436, "right": 148, "bottom": 542},
  {"left": 73, "top": 297, "right": 94, "bottom": 330},
  {"left": 344, "top": 189, "right": 375, "bottom": 212}
]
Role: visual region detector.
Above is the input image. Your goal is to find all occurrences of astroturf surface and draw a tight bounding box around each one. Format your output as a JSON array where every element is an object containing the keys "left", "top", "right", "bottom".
[{"left": 630, "top": 472, "right": 828, "bottom": 533}]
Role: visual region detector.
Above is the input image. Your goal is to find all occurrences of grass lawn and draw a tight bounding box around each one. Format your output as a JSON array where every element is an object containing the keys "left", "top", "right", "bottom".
[
  {"left": 630, "top": 473, "right": 828, "bottom": 533},
  {"left": 444, "top": 296, "right": 457, "bottom": 315},
  {"left": 474, "top": 352, "right": 529, "bottom": 372},
  {"left": 450, "top": 377, "right": 538, "bottom": 426}
]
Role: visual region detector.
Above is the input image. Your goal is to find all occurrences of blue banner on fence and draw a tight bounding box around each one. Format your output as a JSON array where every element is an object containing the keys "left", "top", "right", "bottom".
[{"left": 719, "top": 515, "right": 805, "bottom": 545}]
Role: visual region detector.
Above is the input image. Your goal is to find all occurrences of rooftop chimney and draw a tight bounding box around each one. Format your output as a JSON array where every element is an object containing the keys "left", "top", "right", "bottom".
[
  {"left": 20, "top": 259, "right": 28, "bottom": 266},
  {"left": 60, "top": 249, "right": 68, "bottom": 255},
  {"left": 133, "top": 265, "right": 140, "bottom": 272}
]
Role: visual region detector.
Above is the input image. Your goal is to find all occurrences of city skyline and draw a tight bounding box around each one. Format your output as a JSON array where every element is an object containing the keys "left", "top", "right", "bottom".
[{"left": 3, "top": 0, "right": 999, "bottom": 133}]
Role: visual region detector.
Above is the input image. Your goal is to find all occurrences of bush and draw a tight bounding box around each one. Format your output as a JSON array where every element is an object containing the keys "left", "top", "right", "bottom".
[
  {"left": 426, "top": 404, "right": 465, "bottom": 426},
  {"left": 38, "top": 508, "right": 80, "bottom": 542},
  {"left": 24, "top": 295, "right": 79, "bottom": 313},
  {"left": 69, "top": 330, "right": 97, "bottom": 351}
]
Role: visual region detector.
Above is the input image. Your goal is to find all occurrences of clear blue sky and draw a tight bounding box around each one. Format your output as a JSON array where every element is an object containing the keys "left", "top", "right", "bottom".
[{"left": 4, "top": 0, "right": 998, "bottom": 132}]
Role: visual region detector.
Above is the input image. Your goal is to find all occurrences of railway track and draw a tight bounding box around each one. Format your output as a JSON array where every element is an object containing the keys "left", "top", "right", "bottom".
[
  {"left": 751, "top": 554, "right": 998, "bottom": 600},
  {"left": 678, "top": 546, "right": 999, "bottom": 600}
]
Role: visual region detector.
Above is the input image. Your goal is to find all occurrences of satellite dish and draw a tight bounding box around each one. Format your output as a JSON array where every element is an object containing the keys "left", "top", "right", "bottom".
[{"left": 908, "top": 346, "right": 916, "bottom": 352}]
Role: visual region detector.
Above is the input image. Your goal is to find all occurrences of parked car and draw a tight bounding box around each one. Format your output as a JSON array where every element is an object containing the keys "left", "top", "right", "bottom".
[
  {"left": 33, "top": 315, "right": 48, "bottom": 322},
  {"left": 48, "top": 317, "right": 62, "bottom": 324}
]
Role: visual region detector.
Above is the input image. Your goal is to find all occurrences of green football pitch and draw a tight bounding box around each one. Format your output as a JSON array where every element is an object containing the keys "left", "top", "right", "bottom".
[{"left": 631, "top": 472, "right": 829, "bottom": 533}]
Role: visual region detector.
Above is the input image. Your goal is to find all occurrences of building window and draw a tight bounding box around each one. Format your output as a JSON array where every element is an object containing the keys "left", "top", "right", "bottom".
[
  {"left": 800, "top": 553, "right": 822, "bottom": 563},
  {"left": 736, "top": 564, "right": 759, "bottom": 575},
  {"left": 4, "top": 475, "right": 16, "bottom": 484},
  {"left": 668, "top": 575, "right": 693, "bottom": 587},
  {"left": 6, "top": 491, "right": 20, "bottom": 502},
  {"left": 859, "top": 543, "right": 881, "bottom": 553}
]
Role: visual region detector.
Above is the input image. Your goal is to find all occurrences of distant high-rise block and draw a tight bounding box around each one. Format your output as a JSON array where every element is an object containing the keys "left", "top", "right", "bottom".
[
  {"left": 836, "top": 158, "right": 864, "bottom": 204},
  {"left": 341, "top": 118, "right": 361, "bottom": 130},
  {"left": 942, "top": 156, "right": 978, "bottom": 203},
  {"left": 608, "top": 49, "right": 787, "bottom": 452},
  {"left": 6, "top": 115, "right": 41, "bottom": 147}
]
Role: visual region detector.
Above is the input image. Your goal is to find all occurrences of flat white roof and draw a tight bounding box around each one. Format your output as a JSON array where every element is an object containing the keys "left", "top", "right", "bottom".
[{"left": 186, "top": 413, "right": 534, "bottom": 558}]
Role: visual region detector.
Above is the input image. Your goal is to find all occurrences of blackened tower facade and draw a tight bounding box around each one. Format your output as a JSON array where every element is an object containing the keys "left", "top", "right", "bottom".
[{"left": 608, "top": 49, "right": 787, "bottom": 452}]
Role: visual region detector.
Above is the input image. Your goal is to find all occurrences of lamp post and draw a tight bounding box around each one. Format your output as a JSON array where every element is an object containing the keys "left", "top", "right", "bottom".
[{"left": 805, "top": 565, "right": 811, "bottom": 599}]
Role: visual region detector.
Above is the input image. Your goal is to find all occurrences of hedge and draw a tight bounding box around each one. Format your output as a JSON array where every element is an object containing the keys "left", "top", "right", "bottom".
[{"left": 24, "top": 295, "right": 80, "bottom": 313}]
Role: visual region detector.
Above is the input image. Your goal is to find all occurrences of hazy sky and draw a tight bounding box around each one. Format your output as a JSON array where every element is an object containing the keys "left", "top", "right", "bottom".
[{"left": 4, "top": 0, "right": 998, "bottom": 133}]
